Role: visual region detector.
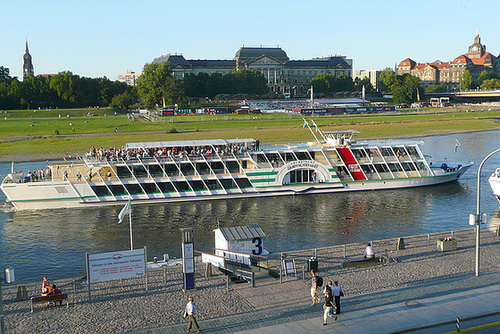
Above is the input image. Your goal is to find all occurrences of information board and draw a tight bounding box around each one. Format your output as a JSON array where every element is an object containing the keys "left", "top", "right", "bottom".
[{"left": 88, "top": 249, "right": 146, "bottom": 283}]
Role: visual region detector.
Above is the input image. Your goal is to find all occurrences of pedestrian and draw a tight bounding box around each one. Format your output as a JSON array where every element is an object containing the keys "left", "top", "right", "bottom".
[
  {"left": 107, "top": 170, "right": 112, "bottom": 182},
  {"left": 185, "top": 296, "right": 202, "bottom": 333},
  {"left": 310, "top": 269, "right": 320, "bottom": 306},
  {"left": 332, "top": 280, "right": 344, "bottom": 314},
  {"left": 323, "top": 288, "right": 337, "bottom": 325}
]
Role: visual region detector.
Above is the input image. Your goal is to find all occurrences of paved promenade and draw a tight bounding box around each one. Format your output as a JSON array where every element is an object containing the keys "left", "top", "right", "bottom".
[{"left": 2, "top": 227, "right": 500, "bottom": 333}]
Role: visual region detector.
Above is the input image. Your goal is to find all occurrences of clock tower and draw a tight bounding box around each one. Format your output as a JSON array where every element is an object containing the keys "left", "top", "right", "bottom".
[
  {"left": 23, "top": 40, "right": 34, "bottom": 80},
  {"left": 468, "top": 30, "right": 486, "bottom": 59}
]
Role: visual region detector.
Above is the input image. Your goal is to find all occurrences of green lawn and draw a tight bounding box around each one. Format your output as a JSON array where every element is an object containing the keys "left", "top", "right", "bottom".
[{"left": 0, "top": 107, "right": 499, "bottom": 159}]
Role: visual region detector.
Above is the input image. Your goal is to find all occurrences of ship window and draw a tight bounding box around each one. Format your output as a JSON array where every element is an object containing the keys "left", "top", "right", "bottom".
[
  {"left": 205, "top": 179, "right": 221, "bottom": 190},
  {"left": 226, "top": 161, "right": 240, "bottom": 173},
  {"left": 374, "top": 164, "right": 389, "bottom": 173},
  {"left": 211, "top": 162, "right": 224, "bottom": 174},
  {"left": 401, "top": 163, "right": 416, "bottom": 171},
  {"left": 173, "top": 180, "right": 190, "bottom": 191},
  {"left": 91, "top": 185, "right": 111, "bottom": 196},
  {"left": 295, "top": 152, "right": 309, "bottom": 160},
  {"left": 180, "top": 163, "right": 195, "bottom": 176},
  {"left": 220, "top": 178, "right": 237, "bottom": 189},
  {"left": 142, "top": 182, "right": 158, "bottom": 193},
  {"left": 235, "top": 178, "right": 252, "bottom": 188},
  {"left": 116, "top": 166, "right": 132, "bottom": 178},
  {"left": 196, "top": 162, "right": 210, "bottom": 174},
  {"left": 133, "top": 165, "right": 147, "bottom": 176},
  {"left": 149, "top": 165, "right": 163, "bottom": 177},
  {"left": 188, "top": 180, "right": 207, "bottom": 191},
  {"left": 387, "top": 163, "right": 403, "bottom": 172},
  {"left": 287, "top": 169, "right": 315, "bottom": 184},
  {"left": 158, "top": 182, "right": 175, "bottom": 192},
  {"left": 124, "top": 183, "right": 144, "bottom": 195},
  {"left": 110, "top": 184, "right": 128, "bottom": 196},
  {"left": 164, "top": 164, "right": 178, "bottom": 176},
  {"left": 284, "top": 153, "right": 296, "bottom": 162}
]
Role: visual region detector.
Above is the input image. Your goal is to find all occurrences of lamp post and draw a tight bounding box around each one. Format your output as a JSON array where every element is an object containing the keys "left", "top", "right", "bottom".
[{"left": 474, "top": 148, "right": 500, "bottom": 277}]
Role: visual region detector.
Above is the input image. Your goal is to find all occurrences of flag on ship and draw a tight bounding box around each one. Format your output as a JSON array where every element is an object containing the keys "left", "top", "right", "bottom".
[{"left": 118, "top": 200, "right": 131, "bottom": 223}]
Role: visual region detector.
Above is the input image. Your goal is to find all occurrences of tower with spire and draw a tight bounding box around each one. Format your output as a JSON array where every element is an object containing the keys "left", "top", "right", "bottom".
[{"left": 23, "top": 40, "right": 34, "bottom": 80}]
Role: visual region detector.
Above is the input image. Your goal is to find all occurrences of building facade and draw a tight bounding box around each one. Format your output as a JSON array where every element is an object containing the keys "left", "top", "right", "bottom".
[
  {"left": 153, "top": 47, "right": 352, "bottom": 95},
  {"left": 353, "top": 69, "right": 381, "bottom": 90},
  {"left": 118, "top": 71, "right": 142, "bottom": 87},
  {"left": 23, "top": 40, "right": 34, "bottom": 80},
  {"left": 397, "top": 32, "right": 500, "bottom": 89}
]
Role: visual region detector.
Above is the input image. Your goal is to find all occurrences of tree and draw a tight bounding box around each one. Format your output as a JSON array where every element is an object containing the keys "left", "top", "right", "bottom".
[
  {"left": 378, "top": 68, "right": 396, "bottom": 92},
  {"left": 110, "top": 90, "right": 138, "bottom": 109},
  {"left": 459, "top": 70, "right": 472, "bottom": 90},
  {"left": 425, "top": 83, "right": 446, "bottom": 93},
  {"left": 0, "top": 66, "right": 12, "bottom": 84},
  {"left": 136, "top": 62, "right": 184, "bottom": 108},
  {"left": 480, "top": 78, "right": 500, "bottom": 89}
]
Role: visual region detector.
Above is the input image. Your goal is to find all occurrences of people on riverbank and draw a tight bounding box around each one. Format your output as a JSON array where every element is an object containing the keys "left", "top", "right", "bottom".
[
  {"left": 364, "top": 242, "right": 374, "bottom": 259},
  {"left": 323, "top": 288, "right": 334, "bottom": 325},
  {"left": 332, "top": 280, "right": 343, "bottom": 314},
  {"left": 41, "top": 277, "right": 50, "bottom": 295},
  {"left": 310, "top": 269, "right": 321, "bottom": 306},
  {"left": 185, "top": 297, "right": 202, "bottom": 333}
]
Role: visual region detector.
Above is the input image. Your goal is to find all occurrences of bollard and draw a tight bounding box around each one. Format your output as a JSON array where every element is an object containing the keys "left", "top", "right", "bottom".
[
  {"left": 226, "top": 275, "right": 230, "bottom": 292},
  {"left": 397, "top": 238, "right": 405, "bottom": 250},
  {"left": 343, "top": 245, "right": 346, "bottom": 258},
  {"left": 205, "top": 263, "right": 212, "bottom": 278},
  {"left": 456, "top": 317, "right": 460, "bottom": 332},
  {"left": 251, "top": 272, "right": 255, "bottom": 288},
  {"left": 496, "top": 224, "right": 500, "bottom": 237}
]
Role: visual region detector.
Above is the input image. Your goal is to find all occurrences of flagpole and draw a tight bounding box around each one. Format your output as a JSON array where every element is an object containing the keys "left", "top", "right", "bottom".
[{"left": 129, "top": 203, "right": 133, "bottom": 250}]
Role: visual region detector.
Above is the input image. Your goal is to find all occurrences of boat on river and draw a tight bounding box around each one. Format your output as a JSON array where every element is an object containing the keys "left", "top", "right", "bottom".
[
  {"left": 489, "top": 168, "right": 500, "bottom": 203},
  {"left": 0, "top": 120, "right": 474, "bottom": 210}
]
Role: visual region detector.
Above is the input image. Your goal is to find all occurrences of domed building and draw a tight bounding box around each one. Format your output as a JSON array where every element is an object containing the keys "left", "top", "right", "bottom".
[{"left": 153, "top": 46, "right": 352, "bottom": 96}]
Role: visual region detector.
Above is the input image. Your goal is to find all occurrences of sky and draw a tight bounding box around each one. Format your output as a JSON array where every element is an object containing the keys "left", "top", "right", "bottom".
[{"left": 3, "top": 0, "right": 500, "bottom": 81}]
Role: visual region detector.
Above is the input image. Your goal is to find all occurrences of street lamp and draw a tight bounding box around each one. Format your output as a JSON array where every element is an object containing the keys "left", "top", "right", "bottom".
[{"left": 472, "top": 148, "right": 500, "bottom": 277}]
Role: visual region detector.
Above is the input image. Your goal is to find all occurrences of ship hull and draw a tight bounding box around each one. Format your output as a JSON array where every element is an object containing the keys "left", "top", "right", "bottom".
[{"left": 2, "top": 167, "right": 470, "bottom": 210}]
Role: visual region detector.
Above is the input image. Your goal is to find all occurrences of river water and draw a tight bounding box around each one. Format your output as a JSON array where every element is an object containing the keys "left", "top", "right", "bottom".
[{"left": 0, "top": 130, "right": 499, "bottom": 283}]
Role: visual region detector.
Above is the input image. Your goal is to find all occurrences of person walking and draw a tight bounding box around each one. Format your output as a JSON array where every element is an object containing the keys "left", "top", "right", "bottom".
[
  {"left": 185, "top": 297, "right": 202, "bottom": 333},
  {"left": 323, "top": 288, "right": 337, "bottom": 325},
  {"left": 310, "top": 269, "right": 320, "bottom": 306},
  {"left": 332, "top": 280, "right": 343, "bottom": 314}
]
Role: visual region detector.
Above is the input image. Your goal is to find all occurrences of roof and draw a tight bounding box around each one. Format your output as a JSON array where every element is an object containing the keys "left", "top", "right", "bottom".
[
  {"left": 234, "top": 47, "right": 289, "bottom": 63},
  {"left": 287, "top": 57, "right": 350, "bottom": 68},
  {"left": 126, "top": 138, "right": 255, "bottom": 149},
  {"left": 216, "top": 224, "right": 266, "bottom": 241}
]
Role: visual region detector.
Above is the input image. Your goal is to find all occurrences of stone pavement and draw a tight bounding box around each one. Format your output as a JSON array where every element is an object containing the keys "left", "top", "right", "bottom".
[{"left": 143, "top": 271, "right": 500, "bottom": 334}]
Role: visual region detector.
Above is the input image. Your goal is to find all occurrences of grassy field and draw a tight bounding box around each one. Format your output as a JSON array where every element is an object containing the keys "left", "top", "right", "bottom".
[{"left": 0, "top": 106, "right": 499, "bottom": 161}]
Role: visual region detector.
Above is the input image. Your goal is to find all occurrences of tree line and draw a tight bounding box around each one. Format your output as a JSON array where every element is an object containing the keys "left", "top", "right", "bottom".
[{"left": 0, "top": 66, "right": 130, "bottom": 110}]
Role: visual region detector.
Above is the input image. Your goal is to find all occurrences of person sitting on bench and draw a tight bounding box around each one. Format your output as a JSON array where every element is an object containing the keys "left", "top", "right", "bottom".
[
  {"left": 364, "top": 242, "right": 375, "bottom": 259},
  {"left": 42, "top": 277, "right": 51, "bottom": 296},
  {"left": 47, "top": 284, "right": 63, "bottom": 306}
]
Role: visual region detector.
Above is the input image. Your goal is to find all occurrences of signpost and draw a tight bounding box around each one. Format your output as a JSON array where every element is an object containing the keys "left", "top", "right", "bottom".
[{"left": 180, "top": 228, "right": 195, "bottom": 291}]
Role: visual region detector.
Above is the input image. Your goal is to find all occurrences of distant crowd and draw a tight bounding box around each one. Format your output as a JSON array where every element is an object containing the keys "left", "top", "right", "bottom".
[{"left": 86, "top": 140, "right": 261, "bottom": 161}]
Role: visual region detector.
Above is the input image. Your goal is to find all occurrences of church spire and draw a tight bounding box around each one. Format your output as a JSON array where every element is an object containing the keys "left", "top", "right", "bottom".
[{"left": 23, "top": 39, "right": 34, "bottom": 80}]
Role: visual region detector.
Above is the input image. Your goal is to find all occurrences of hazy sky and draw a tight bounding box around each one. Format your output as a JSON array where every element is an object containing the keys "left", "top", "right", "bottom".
[{"left": 3, "top": 0, "right": 500, "bottom": 81}]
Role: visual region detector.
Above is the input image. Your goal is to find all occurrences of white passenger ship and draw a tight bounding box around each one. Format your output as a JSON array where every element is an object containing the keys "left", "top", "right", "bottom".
[
  {"left": 489, "top": 168, "right": 500, "bottom": 203},
  {"left": 1, "top": 121, "right": 473, "bottom": 210}
]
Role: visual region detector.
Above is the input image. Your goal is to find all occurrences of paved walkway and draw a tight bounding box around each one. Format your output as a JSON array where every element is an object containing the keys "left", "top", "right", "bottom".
[{"left": 145, "top": 272, "right": 500, "bottom": 334}]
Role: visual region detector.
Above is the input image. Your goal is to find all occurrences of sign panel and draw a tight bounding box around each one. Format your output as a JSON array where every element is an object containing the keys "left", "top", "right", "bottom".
[
  {"left": 182, "top": 243, "right": 194, "bottom": 273},
  {"left": 88, "top": 249, "right": 145, "bottom": 283},
  {"left": 283, "top": 259, "right": 296, "bottom": 275}
]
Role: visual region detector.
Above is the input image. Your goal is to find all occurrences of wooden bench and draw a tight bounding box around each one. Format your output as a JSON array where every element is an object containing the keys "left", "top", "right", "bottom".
[
  {"left": 342, "top": 256, "right": 380, "bottom": 268},
  {"left": 30, "top": 294, "right": 69, "bottom": 312}
]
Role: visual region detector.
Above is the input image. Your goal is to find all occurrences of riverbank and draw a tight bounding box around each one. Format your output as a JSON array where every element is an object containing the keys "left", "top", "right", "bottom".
[
  {"left": 2, "top": 227, "right": 499, "bottom": 333},
  {"left": 1, "top": 127, "right": 498, "bottom": 163}
]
